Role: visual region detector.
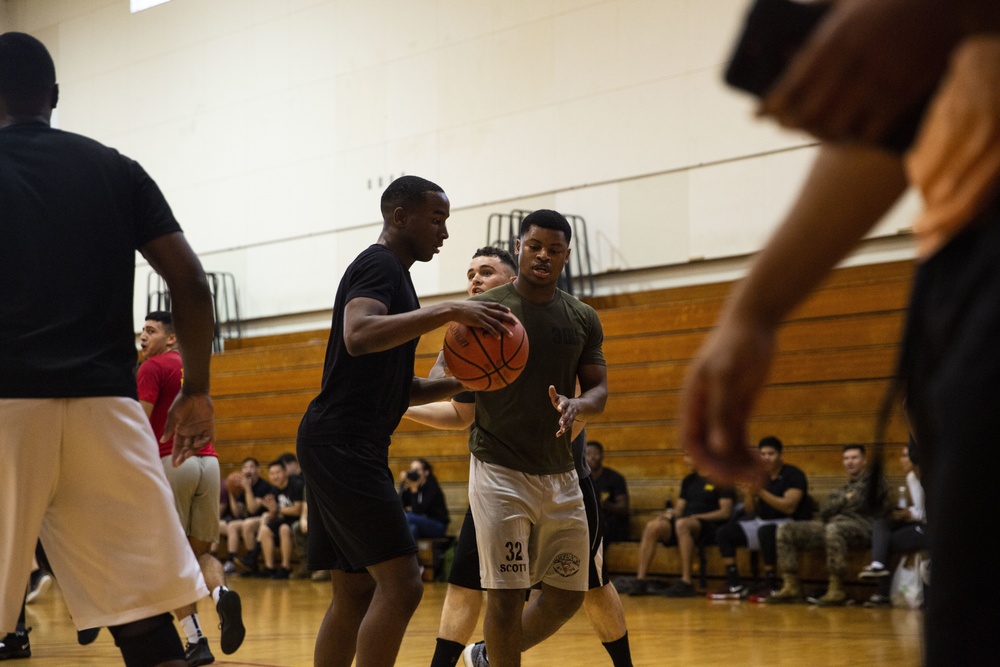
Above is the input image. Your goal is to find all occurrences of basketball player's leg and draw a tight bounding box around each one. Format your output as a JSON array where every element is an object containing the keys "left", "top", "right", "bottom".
[
  {"left": 577, "top": 474, "right": 629, "bottom": 650},
  {"left": 430, "top": 507, "right": 483, "bottom": 667},
  {"left": 0, "top": 399, "right": 56, "bottom": 635},
  {"left": 45, "top": 398, "right": 205, "bottom": 664},
  {"left": 300, "top": 440, "right": 421, "bottom": 667}
]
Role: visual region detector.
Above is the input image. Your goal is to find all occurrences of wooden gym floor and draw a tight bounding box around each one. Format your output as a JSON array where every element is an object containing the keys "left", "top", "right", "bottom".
[{"left": 21, "top": 577, "right": 922, "bottom": 665}]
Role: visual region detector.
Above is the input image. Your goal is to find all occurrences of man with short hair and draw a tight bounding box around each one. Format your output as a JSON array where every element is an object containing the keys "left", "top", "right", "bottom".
[
  {"left": 769, "top": 445, "right": 889, "bottom": 606},
  {"left": 256, "top": 459, "right": 304, "bottom": 579},
  {"left": 0, "top": 31, "right": 213, "bottom": 667},
  {"left": 137, "top": 311, "right": 246, "bottom": 663},
  {"left": 586, "top": 441, "right": 630, "bottom": 545},
  {"left": 709, "top": 436, "right": 810, "bottom": 600},
  {"left": 459, "top": 210, "right": 610, "bottom": 667},
  {"left": 295, "top": 175, "right": 515, "bottom": 667},
  {"left": 225, "top": 457, "right": 273, "bottom": 574},
  {"left": 407, "top": 246, "right": 633, "bottom": 667}
]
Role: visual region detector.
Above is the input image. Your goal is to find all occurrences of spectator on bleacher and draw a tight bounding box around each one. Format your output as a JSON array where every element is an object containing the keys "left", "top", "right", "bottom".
[
  {"left": 586, "top": 441, "right": 630, "bottom": 544},
  {"left": 227, "top": 457, "right": 274, "bottom": 576},
  {"left": 860, "top": 440, "right": 927, "bottom": 607},
  {"left": 769, "top": 444, "right": 890, "bottom": 606},
  {"left": 710, "top": 436, "right": 810, "bottom": 600},
  {"left": 399, "top": 459, "right": 450, "bottom": 540},
  {"left": 631, "top": 458, "right": 735, "bottom": 597},
  {"left": 254, "top": 459, "right": 304, "bottom": 579}
]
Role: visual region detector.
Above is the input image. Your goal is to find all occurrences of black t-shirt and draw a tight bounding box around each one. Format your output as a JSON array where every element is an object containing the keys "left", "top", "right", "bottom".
[
  {"left": 680, "top": 473, "right": 735, "bottom": 518},
  {"left": 0, "top": 123, "right": 181, "bottom": 398},
  {"left": 298, "top": 245, "right": 420, "bottom": 448},
  {"left": 592, "top": 466, "right": 629, "bottom": 542},
  {"left": 758, "top": 463, "right": 811, "bottom": 520},
  {"left": 275, "top": 475, "right": 305, "bottom": 509}
]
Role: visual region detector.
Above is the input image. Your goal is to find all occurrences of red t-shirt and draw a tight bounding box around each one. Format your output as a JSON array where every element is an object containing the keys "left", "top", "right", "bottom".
[{"left": 136, "top": 349, "right": 216, "bottom": 459}]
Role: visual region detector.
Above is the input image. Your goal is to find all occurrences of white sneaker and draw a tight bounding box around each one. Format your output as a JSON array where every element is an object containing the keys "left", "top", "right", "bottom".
[
  {"left": 25, "top": 573, "right": 52, "bottom": 604},
  {"left": 462, "top": 641, "right": 489, "bottom": 667}
]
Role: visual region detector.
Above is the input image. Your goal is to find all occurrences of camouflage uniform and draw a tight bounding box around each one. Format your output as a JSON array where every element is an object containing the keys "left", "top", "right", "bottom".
[{"left": 777, "top": 473, "right": 890, "bottom": 577}]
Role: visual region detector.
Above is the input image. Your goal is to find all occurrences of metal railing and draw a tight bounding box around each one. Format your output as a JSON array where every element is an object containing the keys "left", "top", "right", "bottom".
[{"left": 146, "top": 271, "right": 242, "bottom": 353}]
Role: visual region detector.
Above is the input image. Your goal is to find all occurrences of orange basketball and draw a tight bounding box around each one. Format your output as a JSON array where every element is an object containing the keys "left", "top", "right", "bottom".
[
  {"left": 225, "top": 471, "right": 245, "bottom": 498},
  {"left": 443, "top": 315, "right": 529, "bottom": 391}
]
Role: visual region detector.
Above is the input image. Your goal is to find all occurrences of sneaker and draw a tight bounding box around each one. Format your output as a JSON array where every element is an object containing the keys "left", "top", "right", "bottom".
[
  {"left": 311, "top": 570, "right": 331, "bottom": 582},
  {"left": 0, "top": 629, "right": 30, "bottom": 660},
  {"left": 462, "top": 641, "right": 489, "bottom": 667},
  {"left": 859, "top": 564, "right": 890, "bottom": 580},
  {"left": 627, "top": 579, "right": 652, "bottom": 596},
  {"left": 184, "top": 637, "right": 215, "bottom": 666},
  {"left": 662, "top": 580, "right": 696, "bottom": 598},
  {"left": 254, "top": 567, "right": 277, "bottom": 579},
  {"left": 747, "top": 584, "right": 778, "bottom": 603},
  {"left": 272, "top": 567, "right": 291, "bottom": 580},
  {"left": 77, "top": 628, "right": 101, "bottom": 645},
  {"left": 25, "top": 571, "right": 52, "bottom": 604},
  {"left": 862, "top": 593, "right": 892, "bottom": 608},
  {"left": 216, "top": 589, "right": 245, "bottom": 655},
  {"left": 708, "top": 584, "right": 747, "bottom": 600},
  {"left": 222, "top": 560, "right": 236, "bottom": 575}
]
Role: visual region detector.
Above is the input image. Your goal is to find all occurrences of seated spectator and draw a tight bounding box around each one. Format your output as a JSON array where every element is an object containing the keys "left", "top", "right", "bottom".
[
  {"left": 769, "top": 444, "right": 891, "bottom": 606},
  {"left": 586, "top": 440, "right": 630, "bottom": 544},
  {"left": 227, "top": 457, "right": 274, "bottom": 575},
  {"left": 399, "top": 459, "right": 449, "bottom": 539},
  {"left": 860, "top": 440, "right": 928, "bottom": 607},
  {"left": 631, "top": 457, "right": 735, "bottom": 597},
  {"left": 710, "top": 436, "right": 810, "bottom": 600},
  {"left": 256, "top": 459, "right": 305, "bottom": 579}
]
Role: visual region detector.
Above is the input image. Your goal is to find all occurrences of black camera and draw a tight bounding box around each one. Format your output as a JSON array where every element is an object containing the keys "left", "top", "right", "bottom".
[{"left": 406, "top": 469, "right": 421, "bottom": 482}]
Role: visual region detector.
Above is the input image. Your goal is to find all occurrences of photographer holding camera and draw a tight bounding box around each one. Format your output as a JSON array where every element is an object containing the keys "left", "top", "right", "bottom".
[{"left": 399, "top": 459, "right": 450, "bottom": 539}]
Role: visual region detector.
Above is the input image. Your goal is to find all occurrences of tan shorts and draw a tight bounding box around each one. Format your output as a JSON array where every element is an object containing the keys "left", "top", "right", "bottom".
[
  {"left": 161, "top": 454, "right": 221, "bottom": 543},
  {"left": 468, "top": 457, "right": 589, "bottom": 592},
  {"left": 0, "top": 398, "right": 207, "bottom": 631}
]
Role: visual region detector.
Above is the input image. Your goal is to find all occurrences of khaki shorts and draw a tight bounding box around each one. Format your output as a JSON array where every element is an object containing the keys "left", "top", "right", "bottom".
[
  {"left": 0, "top": 398, "right": 206, "bottom": 631},
  {"left": 468, "top": 457, "right": 589, "bottom": 592},
  {"left": 161, "top": 454, "right": 221, "bottom": 543}
]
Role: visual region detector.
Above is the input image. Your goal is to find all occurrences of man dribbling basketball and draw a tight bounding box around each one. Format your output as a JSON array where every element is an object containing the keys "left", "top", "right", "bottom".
[{"left": 294, "top": 175, "right": 515, "bottom": 667}]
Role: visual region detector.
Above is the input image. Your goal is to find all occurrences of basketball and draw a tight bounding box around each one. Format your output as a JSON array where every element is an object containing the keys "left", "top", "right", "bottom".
[
  {"left": 443, "top": 315, "right": 529, "bottom": 391},
  {"left": 225, "top": 471, "right": 245, "bottom": 498}
]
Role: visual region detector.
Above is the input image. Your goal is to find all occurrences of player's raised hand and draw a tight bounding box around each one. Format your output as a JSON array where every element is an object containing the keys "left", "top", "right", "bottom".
[
  {"left": 166, "top": 391, "right": 215, "bottom": 467},
  {"left": 760, "top": 0, "right": 959, "bottom": 145},
  {"left": 549, "top": 385, "right": 577, "bottom": 437},
  {"left": 679, "top": 318, "right": 772, "bottom": 488},
  {"left": 450, "top": 301, "right": 516, "bottom": 339}
]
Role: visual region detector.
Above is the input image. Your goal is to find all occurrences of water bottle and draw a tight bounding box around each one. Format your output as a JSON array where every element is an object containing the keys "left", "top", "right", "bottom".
[{"left": 897, "top": 485, "right": 908, "bottom": 510}]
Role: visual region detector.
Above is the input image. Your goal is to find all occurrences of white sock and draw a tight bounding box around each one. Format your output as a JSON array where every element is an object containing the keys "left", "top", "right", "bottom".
[
  {"left": 180, "top": 613, "right": 203, "bottom": 645},
  {"left": 870, "top": 561, "right": 885, "bottom": 570},
  {"left": 211, "top": 585, "right": 228, "bottom": 606}
]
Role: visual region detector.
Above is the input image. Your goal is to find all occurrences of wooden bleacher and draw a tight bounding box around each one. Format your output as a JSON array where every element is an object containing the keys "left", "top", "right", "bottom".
[{"left": 210, "top": 260, "right": 914, "bottom": 586}]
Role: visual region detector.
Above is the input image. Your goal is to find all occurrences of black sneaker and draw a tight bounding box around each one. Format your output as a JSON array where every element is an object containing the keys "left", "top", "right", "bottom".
[
  {"left": 184, "top": 637, "right": 215, "bottom": 666},
  {"left": 216, "top": 589, "right": 245, "bottom": 655},
  {"left": 254, "top": 567, "right": 277, "bottom": 579},
  {"left": 0, "top": 629, "right": 30, "bottom": 660},
  {"left": 859, "top": 564, "right": 890, "bottom": 580},
  {"left": 628, "top": 579, "right": 651, "bottom": 596},
  {"left": 77, "top": 628, "right": 101, "bottom": 645},
  {"left": 272, "top": 567, "right": 291, "bottom": 580},
  {"left": 708, "top": 583, "right": 747, "bottom": 600},
  {"left": 462, "top": 641, "right": 489, "bottom": 667},
  {"left": 662, "top": 580, "right": 696, "bottom": 598},
  {"left": 862, "top": 594, "right": 891, "bottom": 608}
]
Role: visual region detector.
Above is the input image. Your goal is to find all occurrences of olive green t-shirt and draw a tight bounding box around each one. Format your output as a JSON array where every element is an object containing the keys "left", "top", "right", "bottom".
[{"left": 467, "top": 283, "right": 605, "bottom": 474}]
